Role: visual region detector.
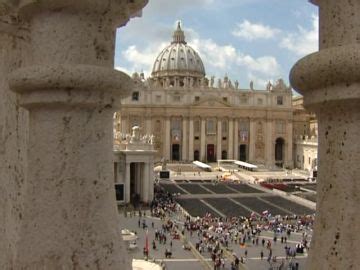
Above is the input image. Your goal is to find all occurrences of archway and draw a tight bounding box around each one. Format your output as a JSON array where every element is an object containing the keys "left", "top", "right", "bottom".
[{"left": 275, "top": 138, "right": 285, "bottom": 167}]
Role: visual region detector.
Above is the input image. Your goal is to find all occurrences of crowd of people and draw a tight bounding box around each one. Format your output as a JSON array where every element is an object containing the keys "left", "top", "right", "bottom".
[{"left": 136, "top": 185, "right": 313, "bottom": 269}]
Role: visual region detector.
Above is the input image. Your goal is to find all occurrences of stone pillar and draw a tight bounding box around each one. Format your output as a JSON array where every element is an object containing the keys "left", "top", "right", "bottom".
[
  {"left": 4, "top": 1, "right": 147, "bottom": 269},
  {"left": 217, "top": 118, "right": 222, "bottom": 160},
  {"left": 265, "top": 120, "right": 273, "bottom": 167},
  {"left": 142, "top": 163, "right": 149, "bottom": 203},
  {"left": 148, "top": 158, "right": 155, "bottom": 202},
  {"left": 200, "top": 118, "right": 206, "bottom": 161},
  {"left": 290, "top": 1, "right": 360, "bottom": 268},
  {"left": 249, "top": 119, "right": 256, "bottom": 162},
  {"left": 188, "top": 118, "right": 194, "bottom": 160},
  {"left": 164, "top": 117, "right": 171, "bottom": 160},
  {"left": 0, "top": 21, "right": 28, "bottom": 270},
  {"left": 182, "top": 117, "right": 188, "bottom": 161},
  {"left": 228, "top": 118, "right": 234, "bottom": 159},
  {"left": 233, "top": 119, "right": 239, "bottom": 160},
  {"left": 285, "top": 121, "right": 293, "bottom": 168},
  {"left": 125, "top": 162, "right": 131, "bottom": 204}
]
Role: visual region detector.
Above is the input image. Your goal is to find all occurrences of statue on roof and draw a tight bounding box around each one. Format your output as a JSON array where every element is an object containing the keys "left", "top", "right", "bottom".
[
  {"left": 210, "top": 76, "right": 215, "bottom": 87},
  {"left": 266, "top": 81, "right": 272, "bottom": 91},
  {"left": 250, "top": 80, "right": 254, "bottom": 90},
  {"left": 234, "top": 80, "right": 239, "bottom": 89}
]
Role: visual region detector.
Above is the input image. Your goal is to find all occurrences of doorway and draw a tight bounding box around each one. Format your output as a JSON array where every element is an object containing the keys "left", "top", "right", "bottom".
[
  {"left": 172, "top": 144, "right": 180, "bottom": 161},
  {"left": 239, "top": 144, "right": 247, "bottom": 161},
  {"left": 207, "top": 144, "right": 215, "bottom": 162}
]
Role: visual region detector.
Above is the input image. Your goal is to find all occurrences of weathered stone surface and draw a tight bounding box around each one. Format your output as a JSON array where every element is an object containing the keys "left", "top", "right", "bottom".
[
  {"left": 0, "top": 0, "right": 148, "bottom": 269},
  {"left": 290, "top": 1, "right": 360, "bottom": 269},
  {"left": 0, "top": 20, "right": 29, "bottom": 270}
]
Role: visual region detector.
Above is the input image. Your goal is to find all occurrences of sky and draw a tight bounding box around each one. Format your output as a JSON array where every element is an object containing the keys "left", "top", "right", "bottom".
[{"left": 115, "top": 0, "right": 318, "bottom": 91}]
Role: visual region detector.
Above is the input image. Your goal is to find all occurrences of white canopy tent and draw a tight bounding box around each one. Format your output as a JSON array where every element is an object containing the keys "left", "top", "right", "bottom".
[{"left": 132, "top": 259, "right": 162, "bottom": 270}]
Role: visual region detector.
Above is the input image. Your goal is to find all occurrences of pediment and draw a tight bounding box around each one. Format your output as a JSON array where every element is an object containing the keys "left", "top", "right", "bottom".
[{"left": 193, "top": 97, "right": 232, "bottom": 107}]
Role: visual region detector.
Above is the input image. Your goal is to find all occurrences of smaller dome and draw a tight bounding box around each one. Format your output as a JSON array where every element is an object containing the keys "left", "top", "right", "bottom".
[{"left": 151, "top": 22, "right": 205, "bottom": 78}]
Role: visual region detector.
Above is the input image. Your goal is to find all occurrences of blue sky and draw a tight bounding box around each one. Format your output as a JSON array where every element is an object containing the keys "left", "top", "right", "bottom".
[{"left": 115, "top": 0, "right": 318, "bottom": 90}]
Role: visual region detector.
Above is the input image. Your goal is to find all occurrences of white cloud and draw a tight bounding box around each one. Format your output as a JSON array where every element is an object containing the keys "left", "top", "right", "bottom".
[
  {"left": 118, "top": 25, "right": 282, "bottom": 89},
  {"left": 280, "top": 14, "right": 319, "bottom": 56},
  {"left": 232, "top": 20, "right": 280, "bottom": 41}
]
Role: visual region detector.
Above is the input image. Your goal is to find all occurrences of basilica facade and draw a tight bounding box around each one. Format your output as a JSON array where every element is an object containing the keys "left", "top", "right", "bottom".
[{"left": 115, "top": 23, "right": 294, "bottom": 168}]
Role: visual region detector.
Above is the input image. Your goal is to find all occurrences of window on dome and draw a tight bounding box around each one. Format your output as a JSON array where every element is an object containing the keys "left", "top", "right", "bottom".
[
  {"left": 180, "top": 57, "right": 184, "bottom": 61},
  {"left": 277, "top": 96, "right": 284, "bottom": 105},
  {"left": 171, "top": 57, "right": 175, "bottom": 60},
  {"left": 132, "top": 91, "right": 139, "bottom": 101}
]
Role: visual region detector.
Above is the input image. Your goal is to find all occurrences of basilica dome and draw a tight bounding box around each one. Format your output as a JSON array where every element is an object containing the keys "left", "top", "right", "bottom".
[{"left": 151, "top": 22, "right": 205, "bottom": 79}]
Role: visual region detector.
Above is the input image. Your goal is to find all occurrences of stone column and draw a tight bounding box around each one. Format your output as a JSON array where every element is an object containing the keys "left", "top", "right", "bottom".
[
  {"left": 148, "top": 158, "right": 155, "bottom": 202},
  {"left": 125, "top": 162, "right": 131, "bottom": 204},
  {"left": 0, "top": 20, "right": 28, "bottom": 270},
  {"left": 188, "top": 118, "right": 194, "bottom": 160},
  {"left": 285, "top": 121, "right": 293, "bottom": 168},
  {"left": 228, "top": 118, "right": 234, "bottom": 159},
  {"left": 233, "top": 119, "right": 239, "bottom": 160},
  {"left": 164, "top": 117, "right": 171, "bottom": 160},
  {"left": 290, "top": 1, "right": 360, "bottom": 269},
  {"left": 200, "top": 118, "right": 206, "bottom": 161},
  {"left": 249, "top": 119, "right": 256, "bottom": 162},
  {"left": 142, "top": 163, "right": 149, "bottom": 203},
  {"left": 217, "top": 118, "right": 222, "bottom": 160},
  {"left": 5, "top": 1, "right": 147, "bottom": 269},
  {"left": 265, "top": 120, "right": 273, "bottom": 167},
  {"left": 182, "top": 117, "right": 188, "bottom": 161}
]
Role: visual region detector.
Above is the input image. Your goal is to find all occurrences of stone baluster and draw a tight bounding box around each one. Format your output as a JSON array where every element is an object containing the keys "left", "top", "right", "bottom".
[
  {"left": 3, "top": 1, "right": 147, "bottom": 269},
  {"left": 290, "top": 1, "right": 360, "bottom": 269}
]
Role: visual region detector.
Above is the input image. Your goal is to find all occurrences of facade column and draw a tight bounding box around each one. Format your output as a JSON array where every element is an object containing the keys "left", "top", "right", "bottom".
[
  {"left": 148, "top": 158, "right": 155, "bottom": 202},
  {"left": 125, "top": 162, "right": 131, "bottom": 204},
  {"left": 265, "top": 120, "right": 273, "bottom": 167},
  {"left": 164, "top": 117, "right": 171, "bottom": 160},
  {"left": 233, "top": 119, "right": 239, "bottom": 160},
  {"left": 4, "top": 1, "right": 147, "bottom": 269},
  {"left": 290, "top": 1, "right": 360, "bottom": 268},
  {"left": 182, "top": 117, "right": 188, "bottom": 161},
  {"left": 228, "top": 118, "right": 234, "bottom": 159},
  {"left": 217, "top": 118, "right": 222, "bottom": 161},
  {"left": 286, "top": 121, "right": 293, "bottom": 168},
  {"left": 188, "top": 118, "right": 194, "bottom": 160},
  {"left": 249, "top": 119, "right": 256, "bottom": 162},
  {"left": 142, "top": 163, "right": 149, "bottom": 203},
  {"left": 200, "top": 118, "right": 206, "bottom": 161}
]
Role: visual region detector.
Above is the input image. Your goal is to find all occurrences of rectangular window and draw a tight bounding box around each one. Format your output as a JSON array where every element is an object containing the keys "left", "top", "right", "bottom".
[
  {"left": 223, "top": 97, "right": 228, "bottom": 102},
  {"left": 276, "top": 120, "right": 285, "bottom": 134},
  {"left": 195, "top": 96, "right": 200, "bottom": 102},
  {"left": 240, "top": 97, "right": 248, "bottom": 104},
  {"left": 257, "top": 98, "right": 263, "bottom": 105},
  {"left": 194, "top": 136, "right": 199, "bottom": 140},
  {"left": 277, "top": 96, "right": 284, "bottom": 105},
  {"left": 156, "top": 95, "right": 161, "bottom": 102},
  {"left": 207, "top": 119, "right": 216, "bottom": 135},
  {"left": 132, "top": 91, "right": 139, "bottom": 101},
  {"left": 173, "top": 95, "right": 181, "bottom": 102}
]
